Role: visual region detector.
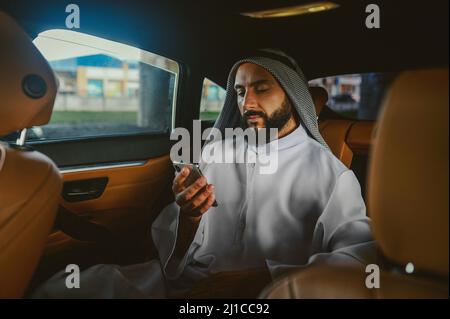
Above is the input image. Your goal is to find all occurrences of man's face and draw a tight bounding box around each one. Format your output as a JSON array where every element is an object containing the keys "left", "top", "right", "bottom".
[{"left": 234, "top": 63, "right": 294, "bottom": 130}]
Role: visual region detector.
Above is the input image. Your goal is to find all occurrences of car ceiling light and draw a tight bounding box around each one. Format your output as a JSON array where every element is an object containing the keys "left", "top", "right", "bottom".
[{"left": 241, "top": 1, "right": 340, "bottom": 19}]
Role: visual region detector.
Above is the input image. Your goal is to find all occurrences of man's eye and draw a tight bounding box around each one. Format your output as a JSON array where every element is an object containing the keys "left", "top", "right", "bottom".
[
  {"left": 237, "top": 91, "right": 245, "bottom": 97},
  {"left": 256, "top": 86, "right": 269, "bottom": 93}
]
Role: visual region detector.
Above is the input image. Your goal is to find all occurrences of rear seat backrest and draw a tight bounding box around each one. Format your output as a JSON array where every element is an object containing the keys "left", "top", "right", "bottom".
[
  {"left": 347, "top": 122, "right": 376, "bottom": 154},
  {"left": 309, "top": 86, "right": 329, "bottom": 116},
  {"left": 310, "top": 86, "right": 375, "bottom": 201},
  {"left": 318, "top": 120, "right": 376, "bottom": 166},
  {"left": 318, "top": 120, "right": 354, "bottom": 167}
]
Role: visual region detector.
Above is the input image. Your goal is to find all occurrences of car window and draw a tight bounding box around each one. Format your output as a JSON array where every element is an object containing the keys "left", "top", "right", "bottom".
[
  {"left": 199, "top": 78, "right": 226, "bottom": 121},
  {"left": 309, "top": 72, "right": 398, "bottom": 120},
  {"left": 3, "top": 29, "right": 179, "bottom": 142}
]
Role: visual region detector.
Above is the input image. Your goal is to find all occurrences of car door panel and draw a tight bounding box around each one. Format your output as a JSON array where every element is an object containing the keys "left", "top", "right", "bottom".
[{"left": 46, "top": 154, "right": 173, "bottom": 251}]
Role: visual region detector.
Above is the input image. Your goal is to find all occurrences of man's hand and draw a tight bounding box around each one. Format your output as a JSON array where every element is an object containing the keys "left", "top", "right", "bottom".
[{"left": 172, "top": 166, "right": 216, "bottom": 219}]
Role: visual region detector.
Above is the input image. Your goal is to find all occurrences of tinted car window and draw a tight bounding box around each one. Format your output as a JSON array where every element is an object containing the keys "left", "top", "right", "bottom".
[{"left": 309, "top": 72, "right": 398, "bottom": 120}]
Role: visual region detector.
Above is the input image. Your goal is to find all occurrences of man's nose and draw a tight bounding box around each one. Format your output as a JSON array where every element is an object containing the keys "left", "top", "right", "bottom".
[{"left": 243, "top": 89, "right": 257, "bottom": 108}]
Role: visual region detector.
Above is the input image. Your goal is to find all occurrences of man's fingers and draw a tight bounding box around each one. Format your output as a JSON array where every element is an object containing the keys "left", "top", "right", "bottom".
[
  {"left": 198, "top": 193, "right": 216, "bottom": 215},
  {"left": 182, "top": 176, "right": 207, "bottom": 201},
  {"left": 179, "top": 184, "right": 214, "bottom": 214},
  {"left": 172, "top": 166, "right": 190, "bottom": 194},
  {"left": 188, "top": 184, "right": 215, "bottom": 210},
  {"left": 175, "top": 176, "right": 207, "bottom": 206}
]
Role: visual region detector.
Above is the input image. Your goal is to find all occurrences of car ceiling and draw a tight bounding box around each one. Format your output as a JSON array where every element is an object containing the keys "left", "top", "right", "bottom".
[{"left": 1, "top": 0, "right": 448, "bottom": 86}]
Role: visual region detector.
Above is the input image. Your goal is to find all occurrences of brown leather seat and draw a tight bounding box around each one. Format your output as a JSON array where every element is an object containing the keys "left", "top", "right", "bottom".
[
  {"left": 318, "top": 120, "right": 376, "bottom": 168},
  {"left": 319, "top": 120, "right": 355, "bottom": 167},
  {"left": 309, "top": 86, "right": 329, "bottom": 116},
  {"left": 0, "top": 12, "right": 62, "bottom": 298},
  {"left": 262, "top": 68, "right": 449, "bottom": 298},
  {"left": 346, "top": 121, "right": 375, "bottom": 155},
  {"left": 310, "top": 86, "right": 355, "bottom": 167}
]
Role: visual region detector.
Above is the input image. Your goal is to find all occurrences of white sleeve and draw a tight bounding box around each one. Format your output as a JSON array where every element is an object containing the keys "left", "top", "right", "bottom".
[
  {"left": 312, "top": 170, "right": 374, "bottom": 253},
  {"left": 151, "top": 202, "right": 204, "bottom": 280},
  {"left": 267, "top": 170, "right": 376, "bottom": 278}
]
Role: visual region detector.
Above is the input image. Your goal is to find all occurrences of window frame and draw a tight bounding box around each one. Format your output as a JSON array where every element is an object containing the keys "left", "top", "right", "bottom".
[
  {"left": 199, "top": 77, "right": 226, "bottom": 122},
  {"left": 4, "top": 29, "right": 193, "bottom": 168}
]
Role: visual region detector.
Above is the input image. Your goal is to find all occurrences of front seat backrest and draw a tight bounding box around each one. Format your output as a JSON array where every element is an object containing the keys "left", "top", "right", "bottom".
[
  {"left": 368, "top": 68, "right": 449, "bottom": 278},
  {"left": 0, "top": 12, "right": 62, "bottom": 298}
]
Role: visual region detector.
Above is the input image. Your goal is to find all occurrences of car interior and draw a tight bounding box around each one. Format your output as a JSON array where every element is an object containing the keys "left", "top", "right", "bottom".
[{"left": 0, "top": 0, "right": 448, "bottom": 299}]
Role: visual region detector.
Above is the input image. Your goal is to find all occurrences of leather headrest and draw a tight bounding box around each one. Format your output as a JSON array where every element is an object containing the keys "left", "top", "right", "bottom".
[
  {"left": 309, "top": 86, "right": 328, "bottom": 116},
  {"left": 368, "top": 68, "right": 449, "bottom": 277},
  {"left": 0, "top": 12, "right": 57, "bottom": 136}
]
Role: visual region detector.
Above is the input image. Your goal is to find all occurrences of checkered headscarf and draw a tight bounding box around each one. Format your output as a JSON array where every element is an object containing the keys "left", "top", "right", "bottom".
[{"left": 213, "top": 49, "right": 328, "bottom": 149}]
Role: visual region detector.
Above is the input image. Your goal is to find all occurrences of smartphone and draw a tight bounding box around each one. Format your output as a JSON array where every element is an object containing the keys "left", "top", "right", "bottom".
[{"left": 172, "top": 161, "right": 218, "bottom": 207}]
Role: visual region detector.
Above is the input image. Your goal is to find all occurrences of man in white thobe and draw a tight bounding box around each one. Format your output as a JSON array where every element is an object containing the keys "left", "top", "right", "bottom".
[{"left": 32, "top": 50, "right": 374, "bottom": 299}]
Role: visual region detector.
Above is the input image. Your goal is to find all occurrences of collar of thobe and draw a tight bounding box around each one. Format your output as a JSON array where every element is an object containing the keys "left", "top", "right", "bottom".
[{"left": 248, "top": 124, "right": 308, "bottom": 153}]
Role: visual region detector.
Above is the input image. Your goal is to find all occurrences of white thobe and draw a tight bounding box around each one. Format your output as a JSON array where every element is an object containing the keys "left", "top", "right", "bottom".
[
  {"left": 32, "top": 124, "right": 375, "bottom": 298},
  {"left": 154, "top": 124, "right": 374, "bottom": 292}
]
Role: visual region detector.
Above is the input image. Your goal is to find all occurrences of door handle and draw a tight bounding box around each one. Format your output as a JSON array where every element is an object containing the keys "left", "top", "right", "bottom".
[{"left": 62, "top": 177, "right": 108, "bottom": 202}]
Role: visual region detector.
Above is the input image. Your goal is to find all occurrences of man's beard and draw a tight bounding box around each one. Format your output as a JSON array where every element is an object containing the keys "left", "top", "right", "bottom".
[
  {"left": 241, "top": 97, "right": 293, "bottom": 131},
  {"left": 240, "top": 97, "right": 294, "bottom": 144}
]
